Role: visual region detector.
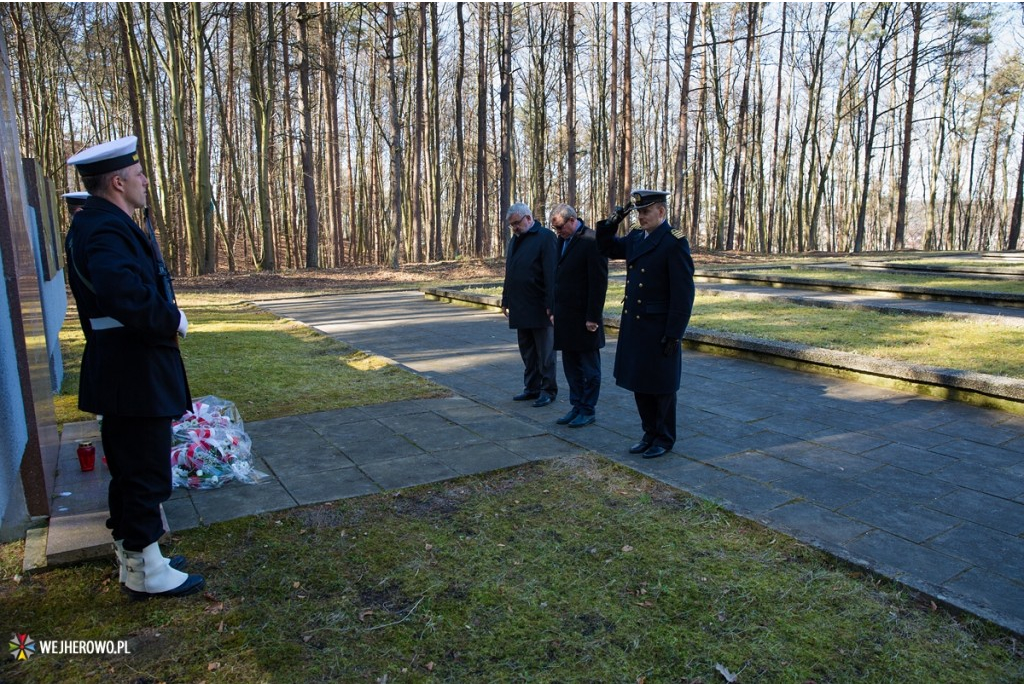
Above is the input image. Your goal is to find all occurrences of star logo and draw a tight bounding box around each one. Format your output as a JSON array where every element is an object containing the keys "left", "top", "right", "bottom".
[{"left": 9, "top": 633, "right": 35, "bottom": 660}]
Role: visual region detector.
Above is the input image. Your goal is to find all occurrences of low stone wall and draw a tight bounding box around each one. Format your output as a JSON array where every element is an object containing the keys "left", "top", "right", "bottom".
[
  {"left": 423, "top": 286, "right": 1024, "bottom": 414},
  {"left": 692, "top": 270, "right": 1024, "bottom": 309}
]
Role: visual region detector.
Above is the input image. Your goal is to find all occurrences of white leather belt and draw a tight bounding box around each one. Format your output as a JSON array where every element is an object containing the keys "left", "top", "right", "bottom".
[{"left": 90, "top": 317, "right": 124, "bottom": 330}]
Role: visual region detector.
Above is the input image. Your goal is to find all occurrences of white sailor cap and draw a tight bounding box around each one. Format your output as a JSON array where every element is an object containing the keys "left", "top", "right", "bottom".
[
  {"left": 61, "top": 191, "right": 90, "bottom": 208},
  {"left": 66, "top": 136, "right": 139, "bottom": 176}
]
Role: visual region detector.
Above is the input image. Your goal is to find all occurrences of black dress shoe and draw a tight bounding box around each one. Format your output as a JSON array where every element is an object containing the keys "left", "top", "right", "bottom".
[
  {"left": 513, "top": 391, "right": 541, "bottom": 401},
  {"left": 628, "top": 441, "right": 652, "bottom": 454},
  {"left": 556, "top": 409, "right": 579, "bottom": 425},
  {"left": 642, "top": 445, "right": 668, "bottom": 459},
  {"left": 532, "top": 394, "right": 554, "bottom": 408},
  {"left": 568, "top": 413, "right": 595, "bottom": 428}
]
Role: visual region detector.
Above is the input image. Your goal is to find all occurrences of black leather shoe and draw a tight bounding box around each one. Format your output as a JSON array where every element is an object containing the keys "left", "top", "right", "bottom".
[
  {"left": 568, "top": 413, "right": 595, "bottom": 428},
  {"left": 513, "top": 391, "right": 540, "bottom": 401},
  {"left": 628, "top": 441, "right": 651, "bottom": 454},
  {"left": 556, "top": 409, "right": 579, "bottom": 425},
  {"left": 532, "top": 394, "right": 554, "bottom": 408},
  {"left": 642, "top": 445, "right": 668, "bottom": 459}
]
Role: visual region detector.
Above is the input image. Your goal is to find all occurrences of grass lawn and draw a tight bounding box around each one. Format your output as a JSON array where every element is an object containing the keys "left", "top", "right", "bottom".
[
  {"left": 3, "top": 455, "right": 1022, "bottom": 683},
  {"left": 4, "top": 285, "right": 1022, "bottom": 682},
  {"left": 55, "top": 294, "right": 449, "bottom": 426}
]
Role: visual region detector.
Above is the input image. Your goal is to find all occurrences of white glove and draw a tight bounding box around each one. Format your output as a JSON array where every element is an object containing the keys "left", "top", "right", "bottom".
[{"left": 177, "top": 308, "right": 188, "bottom": 339}]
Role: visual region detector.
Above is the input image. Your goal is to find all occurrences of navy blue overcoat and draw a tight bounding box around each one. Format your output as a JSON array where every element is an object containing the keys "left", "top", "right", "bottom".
[
  {"left": 500, "top": 220, "right": 558, "bottom": 330},
  {"left": 553, "top": 223, "right": 608, "bottom": 352},
  {"left": 65, "top": 197, "right": 191, "bottom": 418},
  {"left": 596, "top": 220, "right": 695, "bottom": 394}
]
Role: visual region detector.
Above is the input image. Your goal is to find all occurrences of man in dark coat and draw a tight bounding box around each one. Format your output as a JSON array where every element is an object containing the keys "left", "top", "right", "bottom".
[
  {"left": 501, "top": 202, "right": 558, "bottom": 407},
  {"left": 596, "top": 190, "right": 695, "bottom": 458},
  {"left": 65, "top": 135, "right": 204, "bottom": 599},
  {"left": 550, "top": 203, "right": 608, "bottom": 428}
]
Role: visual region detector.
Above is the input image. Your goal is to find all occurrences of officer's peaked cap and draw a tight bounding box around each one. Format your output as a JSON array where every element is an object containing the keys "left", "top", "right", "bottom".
[
  {"left": 630, "top": 189, "right": 669, "bottom": 209},
  {"left": 67, "top": 136, "right": 140, "bottom": 176}
]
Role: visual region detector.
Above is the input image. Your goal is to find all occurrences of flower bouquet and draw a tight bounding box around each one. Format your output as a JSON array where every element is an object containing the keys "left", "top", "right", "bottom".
[{"left": 170, "top": 396, "right": 267, "bottom": 489}]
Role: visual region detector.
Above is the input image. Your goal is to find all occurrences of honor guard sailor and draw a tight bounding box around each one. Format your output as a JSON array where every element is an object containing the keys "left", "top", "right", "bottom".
[
  {"left": 61, "top": 191, "right": 90, "bottom": 215},
  {"left": 65, "top": 135, "right": 203, "bottom": 599},
  {"left": 595, "top": 189, "right": 696, "bottom": 459}
]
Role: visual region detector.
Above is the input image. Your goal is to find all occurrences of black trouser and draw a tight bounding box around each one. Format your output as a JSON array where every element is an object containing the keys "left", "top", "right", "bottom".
[
  {"left": 634, "top": 392, "right": 676, "bottom": 449},
  {"left": 517, "top": 326, "right": 557, "bottom": 397},
  {"left": 561, "top": 349, "right": 601, "bottom": 415},
  {"left": 102, "top": 415, "right": 173, "bottom": 552}
]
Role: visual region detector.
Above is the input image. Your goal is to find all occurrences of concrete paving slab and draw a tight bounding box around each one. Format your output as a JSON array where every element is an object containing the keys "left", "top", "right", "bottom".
[
  {"left": 844, "top": 529, "right": 971, "bottom": 587},
  {"left": 761, "top": 502, "right": 872, "bottom": 545},
  {"left": 358, "top": 454, "right": 461, "bottom": 490},
  {"left": 282, "top": 466, "right": 381, "bottom": 505},
  {"left": 434, "top": 443, "right": 529, "bottom": 476},
  {"left": 927, "top": 523, "right": 1024, "bottom": 578},
  {"left": 691, "top": 475, "right": 796, "bottom": 515},
  {"left": 839, "top": 495, "right": 960, "bottom": 543},
  {"left": 930, "top": 489, "right": 1024, "bottom": 536},
  {"left": 709, "top": 449, "right": 817, "bottom": 482},
  {"left": 190, "top": 480, "right": 297, "bottom": 525},
  {"left": 861, "top": 442, "right": 960, "bottom": 474},
  {"left": 774, "top": 471, "right": 875, "bottom": 508}
]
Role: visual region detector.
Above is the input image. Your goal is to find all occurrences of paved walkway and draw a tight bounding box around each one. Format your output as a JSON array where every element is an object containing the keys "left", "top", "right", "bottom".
[{"left": 246, "top": 290, "right": 1024, "bottom": 636}]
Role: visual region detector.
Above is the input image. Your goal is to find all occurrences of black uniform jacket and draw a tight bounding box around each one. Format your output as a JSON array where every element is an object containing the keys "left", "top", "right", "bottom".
[
  {"left": 65, "top": 196, "right": 191, "bottom": 418},
  {"left": 553, "top": 222, "right": 608, "bottom": 352},
  {"left": 501, "top": 220, "right": 557, "bottom": 330},
  {"left": 596, "top": 220, "right": 695, "bottom": 394}
]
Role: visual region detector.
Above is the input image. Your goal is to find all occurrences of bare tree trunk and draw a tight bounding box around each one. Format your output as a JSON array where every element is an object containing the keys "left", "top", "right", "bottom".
[
  {"left": 429, "top": 3, "right": 442, "bottom": 260},
  {"left": 474, "top": 3, "right": 487, "bottom": 256},
  {"left": 564, "top": 2, "right": 577, "bottom": 208},
  {"left": 673, "top": 2, "right": 698, "bottom": 236},
  {"left": 621, "top": 3, "right": 632, "bottom": 195},
  {"left": 297, "top": 6, "right": 319, "bottom": 267},
  {"left": 854, "top": 4, "right": 892, "bottom": 253},
  {"left": 499, "top": 3, "right": 513, "bottom": 223},
  {"left": 162, "top": 4, "right": 202, "bottom": 275},
  {"left": 411, "top": 4, "right": 425, "bottom": 263},
  {"left": 1009, "top": 130, "right": 1024, "bottom": 250},
  {"left": 386, "top": 3, "right": 404, "bottom": 268},
  {"left": 607, "top": 2, "right": 618, "bottom": 207},
  {"left": 450, "top": 2, "right": 466, "bottom": 257},
  {"left": 893, "top": 3, "right": 922, "bottom": 250}
]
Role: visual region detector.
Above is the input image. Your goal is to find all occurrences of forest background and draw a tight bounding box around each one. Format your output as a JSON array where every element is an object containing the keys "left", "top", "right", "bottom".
[{"left": 3, "top": 2, "right": 1024, "bottom": 276}]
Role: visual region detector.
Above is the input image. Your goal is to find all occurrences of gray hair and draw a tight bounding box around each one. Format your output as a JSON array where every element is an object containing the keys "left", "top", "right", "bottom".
[
  {"left": 549, "top": 203, "right": 577, "bottom": 223},
  {"left": 506, "top": 202, "right": 532, "bottom": 222}
]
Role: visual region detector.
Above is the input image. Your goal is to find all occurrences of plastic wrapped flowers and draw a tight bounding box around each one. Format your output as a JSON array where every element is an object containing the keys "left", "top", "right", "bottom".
[{"left": 171, "top": 396, "right": 267, "bottom": 489}]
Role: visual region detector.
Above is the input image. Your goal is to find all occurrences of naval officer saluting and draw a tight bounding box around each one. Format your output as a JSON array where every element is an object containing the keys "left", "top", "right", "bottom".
[
  {"left": 595, "top": 190, "right": 695, "bottom": 459},
  {"left": 65, "top": 135, "right": 204, "bottom": 599}
]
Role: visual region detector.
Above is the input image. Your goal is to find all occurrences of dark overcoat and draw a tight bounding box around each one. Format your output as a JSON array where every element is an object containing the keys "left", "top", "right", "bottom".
[
  {"left": 596, "top": 220, "right": 695, "bottom": 394},
  {"left": 65, "top": 196, "right": 191, "bottom": 418},
  {"left": 553, "top": 223, "right": 608, "bottom": 352},
  {"left": 500, "top": 220, "right": 557, "bottom": 329}
]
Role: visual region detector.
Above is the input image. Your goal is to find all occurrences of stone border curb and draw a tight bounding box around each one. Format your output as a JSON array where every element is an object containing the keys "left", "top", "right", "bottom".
[
  {"left": 693, "top": 270, "right": 1024, "bottom": 309},
  {"left": 423, "top": 286, "right": 1024, "bottom": 414}
]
